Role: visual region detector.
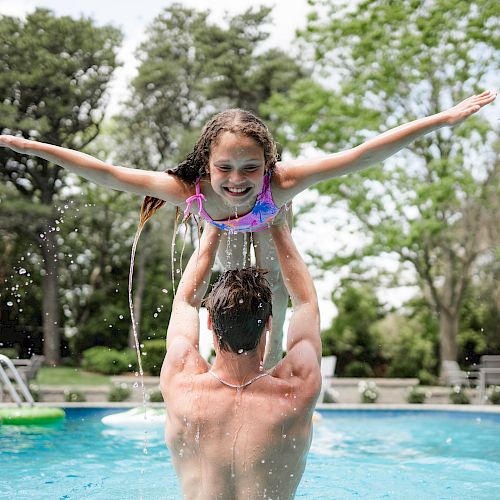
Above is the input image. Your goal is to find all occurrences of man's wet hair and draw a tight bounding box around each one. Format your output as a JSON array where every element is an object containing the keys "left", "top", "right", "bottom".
[{"left": 205, "top": 268, "right": 272, "bottom": 354}]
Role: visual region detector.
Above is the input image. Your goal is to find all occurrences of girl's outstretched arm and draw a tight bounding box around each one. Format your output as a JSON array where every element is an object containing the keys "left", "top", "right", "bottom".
[
  {"left": 273, "top": 90, "right": 497, "bottom": 203},
  {"left": 0, "top": 135, "right": 191, "bottom": 205}
]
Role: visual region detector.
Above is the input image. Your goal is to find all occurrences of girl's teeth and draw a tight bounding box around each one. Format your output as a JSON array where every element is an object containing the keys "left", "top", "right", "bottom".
[{"left": 228, "top": 187, "right": 246, "bottom": 193}]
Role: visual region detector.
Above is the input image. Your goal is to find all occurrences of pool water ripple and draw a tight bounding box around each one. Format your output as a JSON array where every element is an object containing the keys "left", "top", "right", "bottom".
[{"left": 1, "top": 408, "right": 499, "bottom": 499}]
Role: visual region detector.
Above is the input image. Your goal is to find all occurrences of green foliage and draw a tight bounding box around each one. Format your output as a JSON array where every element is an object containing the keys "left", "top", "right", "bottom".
[
  {"left": 82, "top": 346, "right": 133, "bottom": 375},
  {"left": 108, "top": 384, "right": 131, "bottom": 402},
  {"left": 268, "top": 0, "right": 499, "bottom": 372},
  {"left": 321, "top": 285, "right": 385, "bottom": 375},
  {"left": 487, "top": 386, "right": 500, "bottom": 405},
  {"left": 374, "top": 298, "right": 439, "bottom": 382},
  {"left": 64, "top": 389, "right": 86, "bottom": 403},
  {"left": 344, "top": 361, "right": 374, "bottom": 378},
  {"left": 117, "top": 4, "right": 306, "bottom": 171},
  {"left": 458, "top": 258, "right": 500, "bottom": 365},
  {"left": 140, "top": 339, "right": 166, "bottom": 376},
  {"left": 449, "top": 385, "right": 470, "bottom": 405},
  {"left": 0, "top": 9, "right": 122, "bottom": 362},
  {"left": 148, "top": 389, "right": 164, "bottom": 403},
  {"left": 0, "top": 348, "right": 19, "bottom": 358},
  {"left": 406, "top": 386, "right": 426, "bottom": 404}
]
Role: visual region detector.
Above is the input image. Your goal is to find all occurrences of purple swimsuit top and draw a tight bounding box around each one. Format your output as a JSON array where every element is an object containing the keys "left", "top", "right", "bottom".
[{"left": 184, "top": 172, "right": 280, "bottom": 233}]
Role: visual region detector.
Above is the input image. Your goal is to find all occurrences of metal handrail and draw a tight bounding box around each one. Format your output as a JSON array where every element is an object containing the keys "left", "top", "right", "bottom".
[{"left": 0, "top": 354, "right": 34, "bottom": 406}]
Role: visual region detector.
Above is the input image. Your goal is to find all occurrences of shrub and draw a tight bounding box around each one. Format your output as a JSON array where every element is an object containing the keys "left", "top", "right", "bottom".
[
  {"left": 449, "top": 385, "right": 470, "bottom": 404},
  {"left": 64, "top": 389, "right": 86, "bottom": 402},
  {"left": 358, "top": 380, "right": 378, "bottom": 403},
  {"left": 406, "top": 386, "right": 426, "bottom": 404},
  {"left": 148, "top": 389, "right": 164, "bottom": 403},
  {"left": 123, "top": 349, "right": 139, "bottom": 371},
  {"left": 487, "top": 385, "right": 500, "bottom": 405},
  {"left": 417, "top": 369, "right": 436, "bottom": 386},
  {"left": 345, "top": 361, "right": 374, "bottom": 378},
  {"left": 108, "top": 384, "right": 131, "bottom": 402},
  {"left": 140, "top": 339, "right": 166, "bottom": 376},
  {"left": 82, "top": 346, "right": 130, "bottom": 375},
  {"left": 0, "top": 348, "right": 19, "bottom": 359}
]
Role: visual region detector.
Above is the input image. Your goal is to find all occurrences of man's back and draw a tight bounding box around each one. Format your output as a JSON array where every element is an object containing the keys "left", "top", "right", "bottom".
[{"left": 162, "top": 354, "right": 320, "bottom": 500}]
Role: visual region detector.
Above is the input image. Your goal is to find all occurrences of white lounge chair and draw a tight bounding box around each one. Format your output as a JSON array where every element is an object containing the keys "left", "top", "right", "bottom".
[
  {"left": 442, "top": 360, "right": 471, "bottom": 387},
  {"left": 479, "top": 355, "right": 500, "bottom": 401}
]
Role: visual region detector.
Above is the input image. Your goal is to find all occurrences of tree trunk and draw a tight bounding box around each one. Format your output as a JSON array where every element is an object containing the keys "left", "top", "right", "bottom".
[
  {"left": 40, "top": 219, "right": 60, "bottom": 365},
  {"left": 439, "top": 307, "right": 458, "bottom": 378}
]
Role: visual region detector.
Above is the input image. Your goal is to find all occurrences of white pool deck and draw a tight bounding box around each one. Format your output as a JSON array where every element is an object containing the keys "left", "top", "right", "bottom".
[{"left": 1, "top": 401, "right": 500, "bottom": 413}]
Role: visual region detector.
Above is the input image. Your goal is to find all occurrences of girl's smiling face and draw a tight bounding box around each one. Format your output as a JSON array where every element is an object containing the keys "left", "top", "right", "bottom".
[{"left": 208, "top": 132, "right": 266, "bottom": 208}]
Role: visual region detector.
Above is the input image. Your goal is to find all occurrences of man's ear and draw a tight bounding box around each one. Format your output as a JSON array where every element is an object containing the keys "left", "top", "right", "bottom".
[{"left": 207, "top": 314, "right": 213, "bottom": 331}]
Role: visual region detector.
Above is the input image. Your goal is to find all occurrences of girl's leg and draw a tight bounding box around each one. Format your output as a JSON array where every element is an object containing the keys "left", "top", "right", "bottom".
[{"left": 253, "top": 208, "right": 293, "bottom": 369}]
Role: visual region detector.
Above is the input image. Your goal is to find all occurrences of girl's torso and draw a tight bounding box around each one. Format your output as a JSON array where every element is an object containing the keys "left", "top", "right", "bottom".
[{"left": 183, "top": 168, "right": 288, "bottom": 233}]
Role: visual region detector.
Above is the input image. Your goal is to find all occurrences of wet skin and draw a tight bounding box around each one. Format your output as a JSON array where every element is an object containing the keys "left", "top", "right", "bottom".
[
  {"left": 199, "top": 131, "right": 267, "bottom": 219},
  {"left": 160, "top": 345, "right": 320, "bottom": 500}
]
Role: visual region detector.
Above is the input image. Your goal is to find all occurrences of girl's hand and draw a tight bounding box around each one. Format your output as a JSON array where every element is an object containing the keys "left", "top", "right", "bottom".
[
  {"left": 442, "top": 90, "right": 497, "bottom": 126},
  {"left": 0, "top": 135, "right": 30, "bottom": 153}
]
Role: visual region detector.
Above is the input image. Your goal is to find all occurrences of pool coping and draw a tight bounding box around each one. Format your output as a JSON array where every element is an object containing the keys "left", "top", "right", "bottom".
[{"left": 1, "top": 402, "right": 499, "bottom": 413}]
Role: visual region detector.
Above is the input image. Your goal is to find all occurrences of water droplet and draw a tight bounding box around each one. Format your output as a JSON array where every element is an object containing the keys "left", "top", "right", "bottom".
[
  {"left": 6, "top": 301, "right": 13, "bottom": 307},
  {"left": 238, "top": 298, "right": 244, "bottom": 304},
  {"left": 162, "top": 288, "right": 168, "bottom": 294},
  {"left": 119, "top": 315, "right": 123, "bottom": 320},
  {"left": 237, "top": 348, "right": 244, "bottom": 354},
  {"left": 18, "top": 268, "right": 27, "bottom": 275},
  {"left": 133, "top": 382, "right": 138, "bottom": 388}
]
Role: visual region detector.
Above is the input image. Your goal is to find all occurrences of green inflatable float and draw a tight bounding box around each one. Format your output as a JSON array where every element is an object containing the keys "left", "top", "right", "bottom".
[{"left": 0, "top": 406, "right": 65, "bottom": 425}]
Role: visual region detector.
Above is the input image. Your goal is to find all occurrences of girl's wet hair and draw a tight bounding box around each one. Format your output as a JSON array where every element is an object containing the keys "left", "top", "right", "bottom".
[
  {"left": 139, "top": 109, "right": 278, "bottom": 227},
  {"left": 204, "top": 267, "right": 273, "bottom": 354}
]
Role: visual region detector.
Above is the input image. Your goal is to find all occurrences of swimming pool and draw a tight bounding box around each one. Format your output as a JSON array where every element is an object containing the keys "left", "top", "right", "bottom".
[{"left": 1, "top": 407, "right": 499, "bottom": 499}]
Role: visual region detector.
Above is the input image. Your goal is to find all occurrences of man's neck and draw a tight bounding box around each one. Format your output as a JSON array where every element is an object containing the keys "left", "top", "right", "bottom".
[{"left": 211, "top": 350, "right": 266, "bottom": 385}]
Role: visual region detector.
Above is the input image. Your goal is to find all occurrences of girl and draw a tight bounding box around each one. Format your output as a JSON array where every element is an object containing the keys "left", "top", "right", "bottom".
[{"left": 0, "top": 90, "right": 496, "bottom": 366}]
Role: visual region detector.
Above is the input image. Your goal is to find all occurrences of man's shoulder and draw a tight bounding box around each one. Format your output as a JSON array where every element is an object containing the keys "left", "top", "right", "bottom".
[
  {"left": 161, "top": 338, "right": 209, "bottom": 380},
  {"left": 271, "top": 345, "right": 322, "bottom": 398}
]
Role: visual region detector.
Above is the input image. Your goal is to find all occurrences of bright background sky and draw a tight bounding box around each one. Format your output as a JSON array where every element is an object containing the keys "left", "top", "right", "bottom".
[{"left": 1, "top": 0, "right": 420, "bottom": 353}]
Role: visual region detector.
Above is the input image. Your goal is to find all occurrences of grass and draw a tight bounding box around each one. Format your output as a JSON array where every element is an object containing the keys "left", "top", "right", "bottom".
[{"left": 34, "top": 367, "right": 111, "bottom": 386}]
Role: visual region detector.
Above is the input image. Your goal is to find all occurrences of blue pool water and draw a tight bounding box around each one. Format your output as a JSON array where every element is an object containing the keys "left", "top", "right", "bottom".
[{"left": 1, "top": 408, "right": 499, "bottom": 499}]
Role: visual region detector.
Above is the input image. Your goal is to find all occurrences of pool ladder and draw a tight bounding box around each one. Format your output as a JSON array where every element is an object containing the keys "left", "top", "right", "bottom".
[{"left": 0, "top": 354, "right": 34, "bottom": 406}]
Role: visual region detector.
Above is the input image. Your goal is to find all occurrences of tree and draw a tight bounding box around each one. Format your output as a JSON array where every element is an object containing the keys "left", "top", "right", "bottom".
[
  {"left": 321, "top": 284, "right": 386, "bottom": 376},
  {"left": 116, "top": 4, "right": 307, "bottom": 172},
  {"left": 0, "top": 9, "right": 122, "bottom": 363},
  {"left": 265, "top": 0, "right": 499, "bottom": 375}
]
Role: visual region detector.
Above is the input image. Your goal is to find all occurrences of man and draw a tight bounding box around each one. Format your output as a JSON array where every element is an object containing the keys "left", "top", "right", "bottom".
[{"left": 160, "top": 220, "right": 321, "bottom": 499}]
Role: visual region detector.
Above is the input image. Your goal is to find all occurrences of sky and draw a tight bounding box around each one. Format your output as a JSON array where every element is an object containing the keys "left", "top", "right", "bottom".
[{"left": 0, "top": 0, "right": 421, "bottom": 344}]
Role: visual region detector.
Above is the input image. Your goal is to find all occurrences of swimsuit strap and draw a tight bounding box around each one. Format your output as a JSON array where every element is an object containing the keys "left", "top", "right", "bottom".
[
  {"left": 208, "top": 369, "right": 269, "bottom": 389},
  {"left": 183, "top": 178, "right": 207, "bottom": 219}
]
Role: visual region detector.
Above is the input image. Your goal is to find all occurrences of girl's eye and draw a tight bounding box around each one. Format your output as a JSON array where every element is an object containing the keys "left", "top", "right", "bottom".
[
  {"left": 218, "top": 166, "right": 231, "bottom": 171},
  {"left": 244, "top": 166, "right": 259, "bottom": 172}
]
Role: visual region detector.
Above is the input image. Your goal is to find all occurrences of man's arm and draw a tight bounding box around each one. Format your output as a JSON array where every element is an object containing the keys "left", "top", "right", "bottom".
[
  {"left": 166, "top": 224, "right": 221, "bottom": 351},
  {"left": 269, "top": 223, "right": 321, "bottom": 366}
]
